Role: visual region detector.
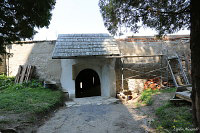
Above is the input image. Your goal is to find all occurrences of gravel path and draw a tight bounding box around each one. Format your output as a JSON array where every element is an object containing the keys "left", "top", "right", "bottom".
[{"left": 37, "top": 97, "right": 153, "bottom": 133}]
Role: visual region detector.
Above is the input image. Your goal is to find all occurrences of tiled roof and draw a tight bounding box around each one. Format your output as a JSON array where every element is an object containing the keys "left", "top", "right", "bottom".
[{"left": 52, "top": 33, "right": 120, "bottom": 59}]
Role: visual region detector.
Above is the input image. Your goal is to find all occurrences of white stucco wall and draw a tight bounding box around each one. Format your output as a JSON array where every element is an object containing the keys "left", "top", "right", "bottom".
[
  {"left": 60, "top": 58, "right": 116, "bottom": 99},
  {"left": 101, "top": 61, "right": 116, "bottom": 97},
  {"left": 60, "top": 59, "right": 76, "bottom": 98}
]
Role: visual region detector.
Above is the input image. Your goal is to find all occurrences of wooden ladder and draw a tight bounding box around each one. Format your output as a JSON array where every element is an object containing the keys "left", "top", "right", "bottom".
[{"left": 167, "top": 54, "right": 190, "bottom": 87}]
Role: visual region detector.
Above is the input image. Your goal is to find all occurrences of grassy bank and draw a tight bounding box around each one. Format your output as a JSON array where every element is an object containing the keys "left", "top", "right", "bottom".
[
  {"left": 139, "top": 87, "right": 176, "bottom": 106},
  {"left": 0, "top": 75, "right": 64, "bottom": 131},
  {"left": 0, "top": 75, "right": 63, "bottom": 114},
  {"left": 153, "top": 102, "right": 194, "bottom": 133},
  {"left": 137, "top": 87, "right": 195, "bottom": 132}
]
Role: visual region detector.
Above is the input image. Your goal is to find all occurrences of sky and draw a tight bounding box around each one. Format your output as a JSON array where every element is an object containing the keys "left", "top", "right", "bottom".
[{"left": 33, "top": 0, "right": 190, "bottom": 40}]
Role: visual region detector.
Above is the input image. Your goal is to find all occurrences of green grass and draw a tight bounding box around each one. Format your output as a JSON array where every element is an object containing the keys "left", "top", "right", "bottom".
[
  {"left": 140, "top": 89, "right": 158, "bottom": 105},
  {"left": 159, "top": 87, "right": 176, "bottom": 93},
  {"left": 138, "top": 88, "right": 176, "bottom": 106},
  {"left": 0, "top": 75, "right": 63, "bottom": 114},
  {"left": 153, "top": 102, "right": 194, "bottom": 133},
  {"left": 138, "top": 87, "right": 194, "bottom": 132}
]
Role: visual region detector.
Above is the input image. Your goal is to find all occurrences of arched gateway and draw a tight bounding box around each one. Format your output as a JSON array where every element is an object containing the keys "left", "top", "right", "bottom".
[
  {"left": 53, "top": 33, "right": 119, "bottom": 98},
  {"left": 75, "top": 69, "right": 101, "bottom": 98}
]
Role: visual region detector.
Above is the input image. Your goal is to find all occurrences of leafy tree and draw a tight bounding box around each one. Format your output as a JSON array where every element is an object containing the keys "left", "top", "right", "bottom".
[
  {"left": 99, "top": 0, "right": 200, "bottom": 129},
  {"left": 0, "top": 0, "right": 56, "bottom": 55},
  {"left": 99, "top": 0, "right": 190, "bottom": 35}
]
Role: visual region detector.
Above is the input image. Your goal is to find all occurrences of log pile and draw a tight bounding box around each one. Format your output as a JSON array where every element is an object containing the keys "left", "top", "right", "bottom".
[{"left": 144, "top": 77, "right": 161, "bottom": 90}]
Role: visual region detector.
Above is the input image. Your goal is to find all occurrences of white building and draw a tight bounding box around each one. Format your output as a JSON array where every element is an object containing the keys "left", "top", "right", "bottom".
[{"left": 52, "top": 33, "right": 120, "bottom": 98}]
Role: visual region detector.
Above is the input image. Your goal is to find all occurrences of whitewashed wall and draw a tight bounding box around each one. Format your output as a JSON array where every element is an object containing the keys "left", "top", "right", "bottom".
[{"left": 60, "top": 58, "right": 116, "bottom": 98}]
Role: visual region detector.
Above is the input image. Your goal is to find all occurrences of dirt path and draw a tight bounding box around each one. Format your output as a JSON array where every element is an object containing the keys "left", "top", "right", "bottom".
[
  {"left": 37, "top": 92, "right": 174, "bottom": 133},
  {"left": 37, "top": 97, "right": 154, "bottom": 133}
]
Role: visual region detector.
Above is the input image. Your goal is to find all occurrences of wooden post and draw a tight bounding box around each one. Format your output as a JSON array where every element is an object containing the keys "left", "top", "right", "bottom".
[{"left": 121, "top": 58, "right": 124, "bottom": 91}]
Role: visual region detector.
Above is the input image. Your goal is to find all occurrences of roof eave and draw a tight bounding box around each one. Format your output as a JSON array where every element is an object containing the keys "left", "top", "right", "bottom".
[{"left": 52, "top": 54, "right": 121, "bottom": 59}]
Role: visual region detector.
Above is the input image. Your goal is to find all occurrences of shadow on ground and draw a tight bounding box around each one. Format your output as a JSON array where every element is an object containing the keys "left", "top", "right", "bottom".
[{"left": 37, "top": 96, "right": 154, "bottom": 133}]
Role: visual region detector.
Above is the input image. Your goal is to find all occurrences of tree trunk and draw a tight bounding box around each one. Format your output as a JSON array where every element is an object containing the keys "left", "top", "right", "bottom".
[{"left": 191, "top": 0, "right": 200, "bottom": 130}]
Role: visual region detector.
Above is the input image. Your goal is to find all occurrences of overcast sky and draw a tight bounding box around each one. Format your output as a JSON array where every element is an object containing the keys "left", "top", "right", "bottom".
[{"left": 33, "top": 0, "right": 190, "bottom": 40}]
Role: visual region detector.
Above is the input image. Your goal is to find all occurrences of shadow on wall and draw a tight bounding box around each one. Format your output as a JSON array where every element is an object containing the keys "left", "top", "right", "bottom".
[{"left": 6, "top": 41, "right": 61, "bottom": 83}]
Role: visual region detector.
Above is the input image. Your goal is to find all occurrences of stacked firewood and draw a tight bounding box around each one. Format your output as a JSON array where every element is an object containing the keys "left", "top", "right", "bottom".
[{"left": 144, "top": 77, "right": 161, "bottom": 90}]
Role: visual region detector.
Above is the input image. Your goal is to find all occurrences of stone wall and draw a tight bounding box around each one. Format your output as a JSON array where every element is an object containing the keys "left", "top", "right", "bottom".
[
  {"left": 115, "top": 35, "right": 191, "bottom": 93},
  {"left": 4, "top": 35, "right": 191, "bottom": 94},
  {"left": 7, "top": 41, "right": 61, "bottom": 83},
  {"left": 0, "top": 55, "right": 6, "bottom": 74}
]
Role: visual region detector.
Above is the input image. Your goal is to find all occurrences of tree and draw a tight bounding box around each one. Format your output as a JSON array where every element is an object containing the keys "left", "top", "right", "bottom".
[
  {"left": 99, "top": 0, "right": 190, "bottom": 36},
  {"left": 99, "top": 0, "right": 200, "bottom": 128},
  {"left": 0, "top": 0, "right": 56, "bottom": 55}
]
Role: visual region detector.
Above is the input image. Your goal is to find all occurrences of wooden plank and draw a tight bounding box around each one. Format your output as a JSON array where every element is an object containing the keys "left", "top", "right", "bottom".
[
  {"left": 167, "top": 60, "right": 178, "bottom": 87},
  {"left": 175, "top": 91, "right": 192, "bottom": 102},
  {"left": 186, "top": 87, "right": 192, "bottom": 91},
  {"left": 19, "top": 65, "right": 27, "bottom": 83},
  {"left": 27, "top": 65, "right": 34, "bottom": 81},
  {"left": 24, "top": 65, "right": 35, "bottom": 83},
  {"left": 27, "top": 66, "right": 33, "bottom": 81},
  {"left": 15, "top": 65, "right": 23, "bottom": 83},
  {"left": 24, "top": 65, "right": 30, "bottom": 82}
]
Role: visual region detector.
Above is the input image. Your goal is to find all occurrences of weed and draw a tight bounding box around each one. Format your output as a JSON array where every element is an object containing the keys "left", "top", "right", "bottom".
[
  {"left": 140, "top": 89, "right": 158, "bottom": 105},
  {"left": 153, "top": 102, "right": 194, "bottom": 133},
  {"left": 0, "top": 75, "right": 15, "bottom": 90}
]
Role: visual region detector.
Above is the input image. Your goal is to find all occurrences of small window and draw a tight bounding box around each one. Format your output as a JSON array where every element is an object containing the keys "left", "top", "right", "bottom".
[
  {"left": 93, "top": 76, "right": 95, "bottom": 84},
  {"left": 80, "top": 82, "right": 82, "bottom": 88}
]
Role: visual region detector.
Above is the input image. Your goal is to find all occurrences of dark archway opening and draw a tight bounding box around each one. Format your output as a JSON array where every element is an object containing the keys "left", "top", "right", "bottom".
[{"left": 75, "top": 69, "right": 101, "bottom": 98}]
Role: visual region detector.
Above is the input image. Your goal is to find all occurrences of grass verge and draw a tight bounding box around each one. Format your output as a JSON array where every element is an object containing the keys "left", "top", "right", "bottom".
[
  {"left": 0, "top": 75, "right": 64, "bottom": 131},
  {"left": 153, "top": 102, "right": 195, "bottom": 133},
  {"left": 138, "top": 87, "right": 176, "bottom": 106},
  {"left": 0, "top": 75, "right": 63, "bottom": 114}
]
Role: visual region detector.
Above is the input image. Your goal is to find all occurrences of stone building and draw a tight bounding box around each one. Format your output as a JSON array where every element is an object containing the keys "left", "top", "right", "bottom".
[{"left": 1, "top": 34, "right": 191, "bottom": 98}]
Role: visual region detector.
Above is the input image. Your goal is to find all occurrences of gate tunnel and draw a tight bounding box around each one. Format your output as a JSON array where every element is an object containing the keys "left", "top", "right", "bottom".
[{"left": 75, "top": 69, "right": 101, "bottom": 98}]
